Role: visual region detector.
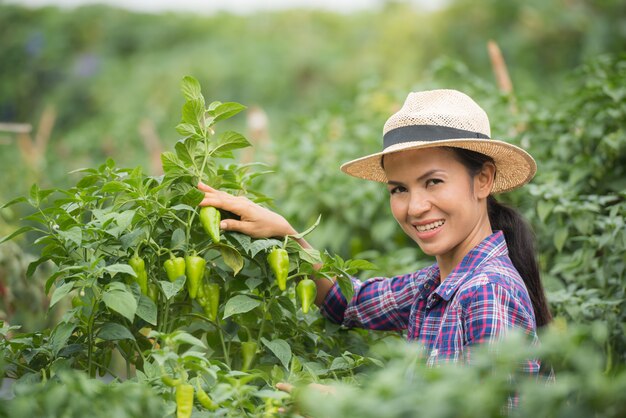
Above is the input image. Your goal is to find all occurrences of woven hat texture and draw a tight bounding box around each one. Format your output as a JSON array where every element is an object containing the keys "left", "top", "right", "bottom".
[{"left": 340, "top": 89, "right": 536, "bottom": 193}]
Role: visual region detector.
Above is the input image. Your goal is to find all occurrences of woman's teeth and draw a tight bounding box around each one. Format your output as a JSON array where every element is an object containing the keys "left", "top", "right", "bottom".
[{"left": 415, "top": 220, "right": 445, "bottom": 232}]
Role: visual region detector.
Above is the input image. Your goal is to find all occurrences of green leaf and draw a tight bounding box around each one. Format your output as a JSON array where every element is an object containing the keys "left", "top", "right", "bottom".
[
  {"left": 175, "top": 140, "right": 195, "bottom": 166},
  {"left": 171, "top": 331, "right": 206, "bottom": 348},
  {"left": 219, "top": 245, "right": 244, "bottom": 275},
  {"left": 298, "top": 247, "right": 322, "bottom": 265},
  {"left": 159, "top": 277, "right": 186, "bottom": 300},
  {"left": 26, "top": 256, "right": 51, "bottom": 277},
  {"left": 0, "top": 196, "right": 27, "bottom": 209},
  {"left": 105, "top": 263, "right": 136, "bottom": 278},
  {"left": 249, "top": 238, "right": 282, "bottom": 258},
  {"left": 0, "top": 226, "right": 34, "bottom": 245},
  {"left": 136, "top": 295, "right": 157, "bottom": 326},
  {"left": 181, "top": 76, "right": 203, "bottom": 101},
  {"left": 336, "top": 275, "right": 354, "bottom": 303},
  {"left": 261, "top": 338, "right": 292, "bottom": 370},
  {"left": 50, "top": 282, "right": 74, "bottom": 308},
  {"left": 346, "top": 259, "right": 378, "bottom": 272},
  {"left": 329, "top": 356, "right": 352, "bottom": 371},
  {"left": 50, "top": 322, "right": 76, "bottom": 356},
  {"left": 120, "top": 227, "right": 148, "bottom": 250},
  {"left": 536, "top": 201, "right": 553, "bottom": 223},
  {"left": 182, "top": 188, "right": 205, "bottom": 206},
  {"left": 161, "top": 152, "right": 187, "bottom": 175},
  {"left": 212, "top": 102, "right": 246, "bottom": 123},
  {"left": 176, "top": 123, "right": 198, "bottom": 137},
  {"left": 223, "top": 295, "right": 261, "bottom": 319},
  {"left": 108, "top": 210, "right": 136, "bottom": 237},
  {"left": 28, "top": 183, "right": 41, "bottom": 206},
  {"left": 170, "top": 228, "right": 186, "bottom": 252},
  {"left": 554, "top": 227, "right": 568, "bottom": 252},
  {"left": 98, "top": 322, "right": 136, "bottom": 341},
  {"left": 58, "top": 226, "right": 82, "bottom": 247},
  {"left": 100, "top": 181, "right": 130, "bottom": 193},
  {"left": 181, "top": 99, "right": 205, "bottom": 127},
  {"left": 209, "top": 131, "right": 251, "bottom": 157},
  {"left": 103, "top": 288, "right": 137, "bottom": 322}
]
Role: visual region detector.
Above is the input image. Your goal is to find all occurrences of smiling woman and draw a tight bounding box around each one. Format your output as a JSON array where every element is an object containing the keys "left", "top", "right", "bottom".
[{"left": 197, "top": 89, "right": 552, "bottom": 378}]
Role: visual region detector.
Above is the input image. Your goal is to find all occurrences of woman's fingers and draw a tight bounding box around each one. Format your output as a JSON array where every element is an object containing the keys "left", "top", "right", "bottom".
[
  {"left": 197, "top": 181, "right": 215, "bottom": 192},
  {"left": 275, "top": 382, "right": 335, "bottom": 395},
  {"left": 200, "top": 192, "right": 250, "bottom": 215},
  {"left": 275, "top": 382, "right": 294, "bottom": 393}
]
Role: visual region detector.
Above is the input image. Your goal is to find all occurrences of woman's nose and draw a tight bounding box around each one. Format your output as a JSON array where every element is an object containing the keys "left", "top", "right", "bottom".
[{"left": 407, "top": 192, "right": 431, "bottom": 217}]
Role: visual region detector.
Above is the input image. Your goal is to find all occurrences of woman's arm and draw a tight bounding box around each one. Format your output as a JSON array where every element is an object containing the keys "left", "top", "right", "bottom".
[{"left": 198, "top": 181, "right": 334, "bottom": 305}]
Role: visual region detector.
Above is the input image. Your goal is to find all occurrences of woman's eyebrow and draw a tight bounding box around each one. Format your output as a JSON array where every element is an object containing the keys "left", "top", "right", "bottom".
[
  {"left": 416, "top": 169, "right": 445, "bottom": 182},
  {"left": 387, "top": 169, "right": 445, "bottom": 186}
]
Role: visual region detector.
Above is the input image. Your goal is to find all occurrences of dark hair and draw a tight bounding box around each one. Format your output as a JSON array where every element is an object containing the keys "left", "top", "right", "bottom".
[{"left": 447, "top": 147, "right": 552, "bottom": 327}]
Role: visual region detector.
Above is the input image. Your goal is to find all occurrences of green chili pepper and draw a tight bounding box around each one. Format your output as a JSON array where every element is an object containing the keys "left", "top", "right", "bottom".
[
  {"left": 263, "top": 398, "right": 279, "bottom": 418},
  {"left": 296, "top": 278, "right": 317, "bottom": 314},
  {"left": 176, "top": 383, "right": 194, "bottom": 418},
  {"left": 185, "top": 254, "right": 206, "bottom": 299},
  {"left": 196, "top": 383, "right": 218, "bottom": 411},
  {"left": 197, "top": 282, "right": 220, "bottom": 321},
  {"left": 161, "top": 374, "right": 182, "bottom": 388},
  {"left": 148, "top": 283, "right": 159, "bottom": 303},
  {"left": 199, "top": 206, "right": 221, "bottom": 243},
  {"left": 241, "top": 341, "right": 258, "bottom": 372},
  {"left": 205, "top": 283, "right": 220, "bottom": 321},
  {"left": 164, "top": 255, "right": 186, "bottom": 282},
  {"left": 267, "top": 248, "right": 289, "bottom": 291},
  {"left": 129, "top": 253, "right": 148, "bottom": 295}
]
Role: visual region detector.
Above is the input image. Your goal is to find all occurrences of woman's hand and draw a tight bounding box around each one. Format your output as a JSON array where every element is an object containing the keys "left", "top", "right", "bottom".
[{"left": 198, "top": 182, "right": 296, "bottom": 239}]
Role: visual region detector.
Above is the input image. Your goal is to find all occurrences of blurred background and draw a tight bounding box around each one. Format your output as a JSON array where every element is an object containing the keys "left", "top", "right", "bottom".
[{"left": 1, "top": 0, "right": 625, "bottom": 367}]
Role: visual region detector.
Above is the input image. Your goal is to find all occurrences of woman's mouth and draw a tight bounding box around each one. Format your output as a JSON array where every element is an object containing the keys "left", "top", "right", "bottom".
[{"left": 415, "top": 220, "right": 445, "bottom": 232}]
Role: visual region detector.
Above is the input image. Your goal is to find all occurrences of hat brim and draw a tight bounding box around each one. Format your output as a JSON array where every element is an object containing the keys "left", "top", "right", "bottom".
[{"left": 340, "top": 139, "right": 536, "bottom": 194}]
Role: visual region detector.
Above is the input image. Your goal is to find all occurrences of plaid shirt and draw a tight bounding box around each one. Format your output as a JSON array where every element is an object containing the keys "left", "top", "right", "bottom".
[{"left": 321, "top": 231, "right": 540, "bottom": 373}]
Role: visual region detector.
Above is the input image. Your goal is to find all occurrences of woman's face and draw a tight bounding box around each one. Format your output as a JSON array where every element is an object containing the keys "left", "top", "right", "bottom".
[{"left": 383, "top": 147, "right": 493, "bottom": 266}]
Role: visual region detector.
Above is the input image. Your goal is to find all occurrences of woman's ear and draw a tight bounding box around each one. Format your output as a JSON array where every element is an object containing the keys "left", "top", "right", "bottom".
[{"left": 474, "top": 162, "right": 496, "bottom": 199}]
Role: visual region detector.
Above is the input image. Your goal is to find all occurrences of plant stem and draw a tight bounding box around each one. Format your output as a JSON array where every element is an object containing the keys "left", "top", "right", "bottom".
[{"left": 216, "top": 318, "right": 230, "bottom": 367}]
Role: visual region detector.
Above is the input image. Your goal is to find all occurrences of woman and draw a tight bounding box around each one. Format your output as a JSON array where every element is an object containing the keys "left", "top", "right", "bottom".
[{"left": 198, "top": 89, "right": 551, "bottom": 372}]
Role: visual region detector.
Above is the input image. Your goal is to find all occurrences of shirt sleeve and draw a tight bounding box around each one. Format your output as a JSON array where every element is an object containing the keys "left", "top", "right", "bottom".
[{"left": 319, "top": 273, "right": 421, "bottom": 331}]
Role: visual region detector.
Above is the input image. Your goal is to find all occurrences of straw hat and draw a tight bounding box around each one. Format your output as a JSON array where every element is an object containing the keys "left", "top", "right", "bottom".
[{"left": 340, "top": 89, "right": 536, "bottom": 193}]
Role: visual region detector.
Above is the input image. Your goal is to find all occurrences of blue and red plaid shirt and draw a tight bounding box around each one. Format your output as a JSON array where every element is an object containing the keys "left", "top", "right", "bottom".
[{"left": 321, "top": 231, "right": 540, "bottom": 373}]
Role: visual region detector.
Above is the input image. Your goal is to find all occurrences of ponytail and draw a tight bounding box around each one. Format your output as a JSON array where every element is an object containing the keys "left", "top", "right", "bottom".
[
  {"left": 487, "top": 196, "right": 552, "bottom": 327},
  {"left": 447, "top": 147, "right": 552, "bottom": 327}
]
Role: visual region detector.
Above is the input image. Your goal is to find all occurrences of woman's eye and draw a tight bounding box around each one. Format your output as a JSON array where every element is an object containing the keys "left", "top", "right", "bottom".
[
  {"left": 425, "top": 178, "right": 443, "bottom": 187},
  {"left": 389, "top": 186, "right": 406, "bottom": 195}
]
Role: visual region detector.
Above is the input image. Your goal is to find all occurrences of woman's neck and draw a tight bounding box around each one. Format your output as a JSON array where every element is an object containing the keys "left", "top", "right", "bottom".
[{"left": 437, "top": 222, "right": 493, "bottom": 282}]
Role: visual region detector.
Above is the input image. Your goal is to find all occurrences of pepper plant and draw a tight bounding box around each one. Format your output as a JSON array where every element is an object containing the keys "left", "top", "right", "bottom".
[{"left": 0, "top": 76, "right": 384, "bottom": 416}]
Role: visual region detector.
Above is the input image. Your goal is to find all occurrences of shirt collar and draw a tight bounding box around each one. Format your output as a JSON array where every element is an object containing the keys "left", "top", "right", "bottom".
[{"left": 434, "top": 231, "right": 509, "bottom": 301}]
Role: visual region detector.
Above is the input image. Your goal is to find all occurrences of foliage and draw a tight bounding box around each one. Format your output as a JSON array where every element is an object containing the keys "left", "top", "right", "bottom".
[
  {"left": 0, "top": 77, "right": 385, "bottom": 416},
  {"left": 520, "top": 54, "right": 626, "bottom": 368},
  {"left": 298, "top": 322, "right": 626, "bottom": 418},
  {"left": 1, "top": 0, "right": 625, "bottom": 204},
  {"left": 0, "top": 368, "right": 165, "bottom": 418}
]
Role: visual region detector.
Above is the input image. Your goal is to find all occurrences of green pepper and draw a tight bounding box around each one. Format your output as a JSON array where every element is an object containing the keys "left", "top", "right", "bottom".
[
  {"left": 241, "top": 341, "right": 258, "bottom": 372},
  {"left": 176, "top": 383, "right": 194, "bottom": 418},
  {"left": 199, "top": 206, "right": 221, "bottom": 244},
  {"left": 148, "top": 283, "right": 159, "bottom": 303},
  {"left": 205, "top": 283, "right": 220, "bottom": 321},
  {"left": 296, "top": 278, "right": 317, "bottom": 314},
  {"left": 185, "top": 254, "right": 206, "bottom": 299},
  {"left": 197, "top": 282, "right": 220, "bottom": 321},
  {"left": 129, "top": 253, "right": 148, "bottom": 295},
  {"left": 164, "top": 255, "right": 186, "bottom": 282},
  {"left": 161, "top": 374, "right": 182, "bottom": 388},
  {"left": 196, "top": 382, "right": 218, "bottom": 411},
  {"left": 267, "top": 248, "right": 289, "bottom": 291}
]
